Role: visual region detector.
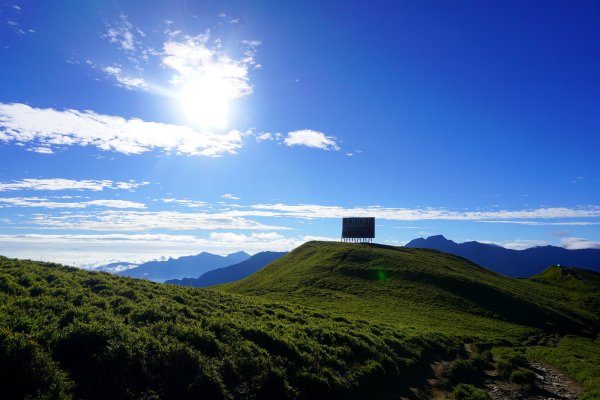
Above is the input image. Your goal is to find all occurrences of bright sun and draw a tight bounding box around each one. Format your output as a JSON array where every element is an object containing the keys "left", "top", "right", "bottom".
[{"left": 178, "top": 75, "right": 233, "bottom": 130}]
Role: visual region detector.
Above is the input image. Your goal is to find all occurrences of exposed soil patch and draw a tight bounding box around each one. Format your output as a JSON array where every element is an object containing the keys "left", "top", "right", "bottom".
[
  {"left": 485, "top": 361, "right": 581, "bottom": 400},
  {"left": 401, "top": 344, "right": 582, "bottom": 400}
]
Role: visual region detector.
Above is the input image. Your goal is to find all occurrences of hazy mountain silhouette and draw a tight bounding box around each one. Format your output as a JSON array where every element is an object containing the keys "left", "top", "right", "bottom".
[
  {"left": 405, "top": 235, "right": 600, "bottom": 277},
  {"left": 166, "top": 251, "right": 287, "bottom": 287},
  {"left": 117, "top": 251, "right": 250, "bottom": 282}
]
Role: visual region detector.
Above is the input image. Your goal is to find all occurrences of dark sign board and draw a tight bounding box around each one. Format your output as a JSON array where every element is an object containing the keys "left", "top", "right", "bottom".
[{"left": 342, "top": 217, "right": 375, "bottom": 239}]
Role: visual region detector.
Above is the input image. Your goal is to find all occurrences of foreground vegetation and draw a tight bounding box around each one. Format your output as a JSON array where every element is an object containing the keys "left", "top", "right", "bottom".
[
  {"left": 1, "top": 241, "right": 599, "bottom": 399},
  {"left": 0, "top": 256, "right": 461, "bottom": 399}
]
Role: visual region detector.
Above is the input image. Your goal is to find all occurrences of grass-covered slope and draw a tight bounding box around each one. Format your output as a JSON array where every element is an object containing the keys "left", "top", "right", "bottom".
[
  {"left": 530, "top": 265, "right": 600, "bottom": 291},
  {"left": 0, "top": 256, "right": 461, "bottom": 400},
  {"left": 2, "top": 243, "right": 599, "bottom": 399},
  {"left": 223, "top": 241, "right": 599, "bottom": 340},
  {"left": 529, "top": 265, "right": 600, "bottom": 330}
]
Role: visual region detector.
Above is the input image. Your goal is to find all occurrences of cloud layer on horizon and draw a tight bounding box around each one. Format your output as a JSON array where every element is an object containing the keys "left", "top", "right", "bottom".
[{"left": 0, "top": 232, "right": 335, "bottom": 267}]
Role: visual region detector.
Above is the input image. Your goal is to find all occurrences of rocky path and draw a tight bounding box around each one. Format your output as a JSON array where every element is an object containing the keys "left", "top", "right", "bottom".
[
  {"left": 485, "top": 360, "right": 581, "bottom": 400},
  {"left": 401, "top": 347, "right": 582, "bottom": 399}
]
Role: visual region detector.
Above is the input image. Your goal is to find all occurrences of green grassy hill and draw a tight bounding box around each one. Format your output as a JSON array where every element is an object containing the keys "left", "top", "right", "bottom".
[
  {"left": 529, "top": 265, "right": 600, "bottom": 317},
  {"left": 1, "top": 242, "right": 599, "bottom": 399},
  {"left": 0, "top": 255, "right": 461, "bottom": 399},
  {"left": 222, "top": 241, "right": 599, "bottom": 340}
]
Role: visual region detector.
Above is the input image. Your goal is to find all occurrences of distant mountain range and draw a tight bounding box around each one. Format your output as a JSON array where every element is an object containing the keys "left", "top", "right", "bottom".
[
  {"left": 405, "top": 235, "right": 600, "bottom": 277},
  {"left": 117, "top": 251, "right": 250, "bottom": 282},
  {"left": 166, "top": 251, "right": 287, "bottom": 287}
]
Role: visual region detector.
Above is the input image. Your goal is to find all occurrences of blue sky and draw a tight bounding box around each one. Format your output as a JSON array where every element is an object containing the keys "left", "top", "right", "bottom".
[{"left": 1, "top": 0, "right": 599, "bottom": 267}]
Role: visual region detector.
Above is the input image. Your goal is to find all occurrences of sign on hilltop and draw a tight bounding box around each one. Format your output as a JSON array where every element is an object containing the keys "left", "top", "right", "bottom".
[{"left": 342, "top": 217, "right": 375, "bottom": 243}]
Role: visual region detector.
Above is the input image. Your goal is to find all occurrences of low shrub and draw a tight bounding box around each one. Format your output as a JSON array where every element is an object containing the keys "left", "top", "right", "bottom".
[
  {"left": 493, "top": 348, "right": 529, "bottom": 379},
  {"left": 452, "top": 383, "right": 491, "bottom": 400},
  {"left": 445, "top": 358, "right": 481, "bottom": 384},
  {"left": 509, "top": 367, "right": 536, "bottom": 387}
]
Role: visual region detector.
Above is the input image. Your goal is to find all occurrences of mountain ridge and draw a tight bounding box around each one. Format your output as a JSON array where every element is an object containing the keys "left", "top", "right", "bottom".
[
  {"left": 166, "top": 251, "right": 287, "bottom": 287},
  {"left": 405, "top": 235, "right": 600, "bottom": 277},
  {"left": 117, "top": 250, "right": 250, "bottom": 282}
]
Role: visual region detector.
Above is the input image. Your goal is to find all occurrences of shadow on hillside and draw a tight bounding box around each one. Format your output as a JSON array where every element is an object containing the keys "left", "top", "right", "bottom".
[
  {"left": 342, "top": 266, "right": 592, "bottom": 334},
  {"left": 400, "top": 271, "right": 591, "bottom": 334}
]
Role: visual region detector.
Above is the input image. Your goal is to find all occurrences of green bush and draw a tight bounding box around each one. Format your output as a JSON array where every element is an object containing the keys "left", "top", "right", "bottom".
[
  {"left": 0, "top": 329, "right": 73, "bottom": 399},
  {"left": 445, "top": 358, "right": 481, "bottom": 384},
  {"left": 452, "top": 383, "right": 491, "bottom": 400},
  {"left": 493, "top": 348, "right": 529, "bottom": 378},
  {"left": 509, "top": 367, "right": 536, "bottom": 386}
]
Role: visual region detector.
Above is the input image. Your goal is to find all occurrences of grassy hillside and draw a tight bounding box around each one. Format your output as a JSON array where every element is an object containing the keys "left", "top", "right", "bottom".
[
  {"left": 529, "top": 265, "right": 600, "bottom": 316},
  {"left": 2, "top": 242, "right": 599, "bottom": 399},
  {"left": 0, "top": 255, "right": 461, "bottom": 400},
  {"left": 222, "top": 242, "right": 599, "bottom": 340}
]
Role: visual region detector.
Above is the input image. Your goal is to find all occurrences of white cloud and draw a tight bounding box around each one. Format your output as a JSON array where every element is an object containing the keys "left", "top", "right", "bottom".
[
  {"left": 29, "top": 147, "right": 53, "bottom": 154},
  {"left": 242, "top": 40, "right": 261, "bottom": 47},
  {"left": 27, "top": 210, "right": 289, "bottom": 231},
  {"left": 209, "top": 231, "right": 285, "bottom": 243},
  {"left": 221, "top": 193, "right": 240, "bottom": 200},
  {"left": 561, "top": 237, "right": 600, "bottom": 250},
  {"left": 0, "top": 103, "right": 243, "bottom": 156},
  {"left": 0, "top": 178, "right": 148, "bottom": 192},
  {"left": 103, "top": 66, "right": 148, "bottom": 90},
  {"left": 161, "top": 198, "right": 207, "bottom": 208},
  {"left": 103, "top": 14, "right": 137, "bottom": 52},
  {"left": 255, "top": 132, "right": 275, "bottom": 142},
  {"left": 218, "top": 13, "right": 242, "bottom": 25},
  {"left": 161, "top": 31, "right": 256, "bottom": 95},
  {"left": 248, "top": 203, "right": 600, "bottom": 222},
  {"left": 283, "top": 130, "right": 340, "bottom": 151},
  {"left": 500, "top": 239, "right": 549, "bottom": 250},
  {"left": 85, "top": 200, "right": 146, "bottom": 209},
  {"left": 0, "top": 197, "right": 145, "bottom": 209},
  {"left": 476, "top": 220, "right": 598, "bottom": 226}
]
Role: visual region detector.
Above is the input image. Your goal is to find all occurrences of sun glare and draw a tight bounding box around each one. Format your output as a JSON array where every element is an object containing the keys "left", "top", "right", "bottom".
[{"left": 178, "top": 76, "right": 232, "bottom": 130}]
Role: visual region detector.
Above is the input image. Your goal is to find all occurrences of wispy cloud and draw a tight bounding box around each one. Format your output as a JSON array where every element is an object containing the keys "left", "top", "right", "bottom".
[
  {"left": 0, "top": 103, "right": 243, "bottom": 156},
  {"left": 247, "top": 203, "right": 600, "bottom": 221},
  {"left": 103, "top": 66, "right": 148, "bottom": 90},
  {"left": 103, "top": 14, "right": 139, "bottom": 52},
  {"left": 255, "top": 132, "right": 280, "bottom": 142},
  {"left": 218, "top": 13, "right": 241, "bottom": 26},
  {"left": 2, "top": 5, "right": 35, "bottom": 37},
  {"left": 283, "top": 130, "right": 340, "bottom": 151},
  {"left": 0, "top": 197, "right": 146, "bottom": 209},
  {"left": 161, "top": 198, "right": 207, "bottom": 208},
  {"left": 0, "top": 178, "right": 148, "bottom": 192},
  {"left": 500, "top": 239, "right": 549, "bottom": 250},
  {"left": 476, "top": 220, "right": 598, "bottom": 226},
  {"left": 561, "top": 237, "right": 600, "bottom": 250},
  {"left": 27, "top": 210, "right": 290, "bottom": 231},
  {"left": 221, "top": 193, "right": 240, "bottom": 200},
  {"left": 29, "top": 147, "right": 54, "bottom": 154}
]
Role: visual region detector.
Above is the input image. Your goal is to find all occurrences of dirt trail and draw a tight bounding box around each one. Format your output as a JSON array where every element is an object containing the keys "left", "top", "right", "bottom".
[
  {"left": 400, "top": 343, "right": 582, "bottom": 400},
  {"left": 485, "top": 360, "right": 581, "bottom": 400}
]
